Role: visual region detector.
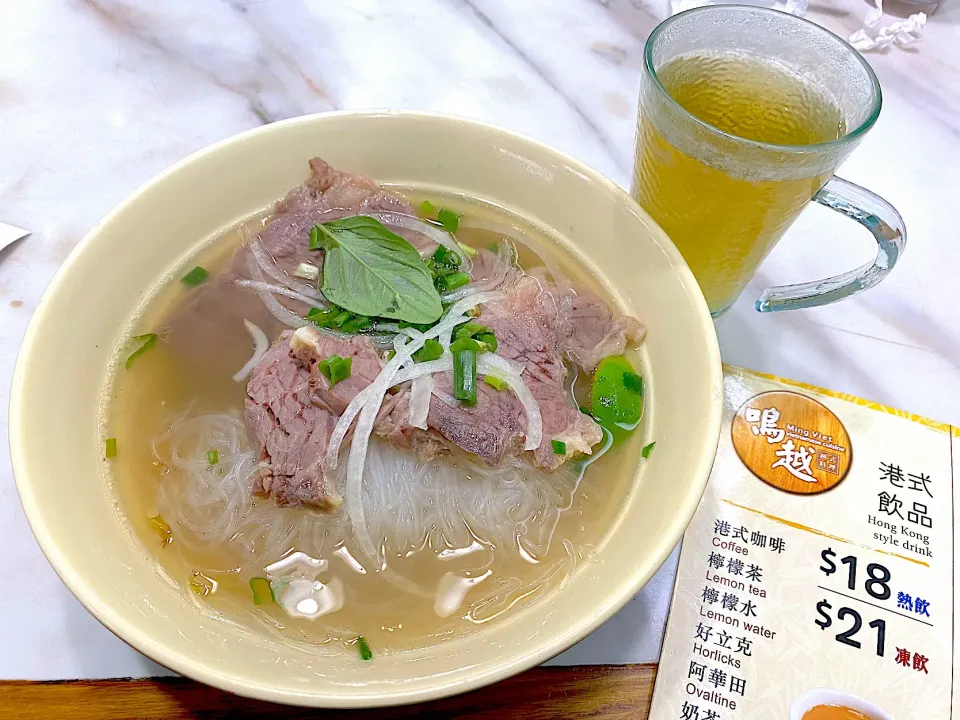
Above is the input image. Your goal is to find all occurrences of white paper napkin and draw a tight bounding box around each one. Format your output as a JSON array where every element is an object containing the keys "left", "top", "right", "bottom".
[{"left": 0, "top": 222, "right": 30, "bottom": 253}]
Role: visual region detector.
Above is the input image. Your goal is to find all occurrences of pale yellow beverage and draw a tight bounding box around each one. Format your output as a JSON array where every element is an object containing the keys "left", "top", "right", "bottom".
[{"left": 633, "top": 52, "right": 846, "bottom": 314}]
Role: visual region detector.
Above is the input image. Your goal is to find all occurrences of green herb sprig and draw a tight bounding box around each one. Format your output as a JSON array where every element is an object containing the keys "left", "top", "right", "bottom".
[{"left": 310, "top": 217, "right": 442, "bottom": 324}]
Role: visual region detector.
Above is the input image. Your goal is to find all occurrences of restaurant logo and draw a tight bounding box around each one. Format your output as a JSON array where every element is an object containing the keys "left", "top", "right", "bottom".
[{"left": 731, "top": 391, "right": 852, "bottom": 494}]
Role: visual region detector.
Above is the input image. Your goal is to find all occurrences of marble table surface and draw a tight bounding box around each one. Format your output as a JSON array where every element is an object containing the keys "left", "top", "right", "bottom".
[{"left": 1, "top": 0, "right": 958, "bottom": 681}]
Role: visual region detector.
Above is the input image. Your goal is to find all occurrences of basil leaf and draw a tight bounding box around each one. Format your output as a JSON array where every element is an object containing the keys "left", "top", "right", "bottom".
[{"left": 311, "top": 216, "right": 443, "bottom": 324}]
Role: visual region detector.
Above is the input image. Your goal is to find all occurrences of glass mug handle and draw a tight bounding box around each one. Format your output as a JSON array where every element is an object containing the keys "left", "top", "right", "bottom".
[{"left": 755, "top": 177, "right": 906, "bottom": 312}]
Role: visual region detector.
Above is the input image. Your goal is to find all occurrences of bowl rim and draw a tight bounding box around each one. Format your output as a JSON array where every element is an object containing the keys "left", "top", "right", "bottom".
[{"left": 10, "top": 109, "right": 722, "bottom": 707}]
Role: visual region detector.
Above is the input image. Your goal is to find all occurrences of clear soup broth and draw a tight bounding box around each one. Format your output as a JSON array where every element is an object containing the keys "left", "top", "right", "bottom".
[{"left": 103, "top": 190, "right": 645, "bottom": 659}]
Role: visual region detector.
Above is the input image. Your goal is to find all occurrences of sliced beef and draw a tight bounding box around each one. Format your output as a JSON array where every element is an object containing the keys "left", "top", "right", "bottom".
[
  {"left": 289, "top": 326, "right": 384, "bottom": 415},
  {"left": 396, "top": 377, "right": 527, "bottom": 466},
  {"left": 244, "top": 338, "right": 337, "bottom": 509},
  {"left": 374, "top": 274, "right": 604, "bottom": 472},
  {"left": 259, "top": 159, "right": 425, "bottom": 280},
  {"left": 474, "top": 275, "right": 603, "bottom": 470},
  {"left": 374, "top": 390, "right": 450, "bottom": 461},
  {"left": 274, "top": 157, "right": 381, "bottom": 215},
  {"left": 245, "top": 328, "right": 382, "bottom": 509},
  {"left": 231, "top": 159, "right": 643, "bottom": 507},
  {"left": 164, "top": 158, "right": 436, "bottom": 376},
  {"left": 557, "top": 288, "right": 646, "bottom": 372}
]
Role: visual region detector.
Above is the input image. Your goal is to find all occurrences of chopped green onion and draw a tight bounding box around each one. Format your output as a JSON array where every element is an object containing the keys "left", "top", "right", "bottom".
[
  {"left": 293, "top": 262, "right": 320, "bottom": 281},
  {"left": 104, "top": 437, "right": 117, "bottom": 459},
  {"left": 250, "top": 577, "right": 274, "bottom": 606},
  {"left": 451, "top": 338, "right": 480, "bottom": 406},
  {"left": 386, "top": 350, "right": 396, "bottom": 361},
  {"left": 432, "top": 245, "right": 461, "bottom": 271},
  {"left": 341, "top": 315, "right": 372, "bottom": 333},
  {"left": 437, "top": 271, "right": 471, "bottom": 293},
  {"left": 357, "top": 635, "right": 373, "bottom": 661},
  {"left": 475, "top": 332, "right": 497, "bottom": 353},
  {"left": 306, "top": 306, "right": 348, "bottom": 329},
  {"left": 206, "top": 449, "right": 219, "bottom": 465},
  {"left": 309, "top": 226, "right": 321, "bottom": 250},
  {"left": 125, "top": 333, "right": 158, "bottom": 369},
  {"left": 484, "top": 374, "right": 508, "bottom": 391},
  {"left": 418, "top": 200, "right": 437, "bottom": 217},
  {"left": 181, "top": 266, "right": 209, "bottom": 287},
  {"left": 397, "top": 320, "right": 435, "bottom": 333},
  {"left": 552, "top": 439, "right": 567, "bottom": 455},
  {"left": 455, "top": 323, "right": 496, "bottom": 352},
  {"left": 317, "top": 354, "right": 342, "bottom": 381},
  {"left": 642, "top": 441, "right": 656, "bottom": 459},
  {"left": 455, "top": 322, "right": 489, "bottom": 340},
  {"left": 437, "top": 208, "right": 461, "bottom": 233},
  {"left": 623, "top": 371, "right": 643, "bottom": 395},
  {"left": 413, "top": 338, "right": 444, "bottom": 363},
  {"left": 306, "top": 306, "right": 328, "bottom": 324},
  {"left": 318, "top": 355, "right": 352, "bottom": 387},
  {"left": 451, "top": 337, "right": 483, "bottom": 353}
]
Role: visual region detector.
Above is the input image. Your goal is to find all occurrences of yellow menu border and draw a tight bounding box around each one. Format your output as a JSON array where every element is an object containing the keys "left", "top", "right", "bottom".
[{"left": 724, "top": 364, "right": 959, "bottom": 438}]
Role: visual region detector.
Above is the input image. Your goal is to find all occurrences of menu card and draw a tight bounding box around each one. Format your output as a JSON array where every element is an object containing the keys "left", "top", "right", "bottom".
[{"left": 649, "top": 366, "right": 958, "bottom": 720}]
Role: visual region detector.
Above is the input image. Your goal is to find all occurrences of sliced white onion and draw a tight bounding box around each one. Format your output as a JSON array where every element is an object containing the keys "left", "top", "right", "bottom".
[
  {"left": 343, "top": 338, "right": 418, "bottom": 559},
  {"left": 232, "top": 320, "right": 269, "bottom": 383},
  {"left": 247, "top": 236, "right": 326, "bottom": 302},
  {"left": 393, "top": 356, "right": 453, "bottom": 385},
  {"left": 365, "top": 333, "right": 402, "bottom": 349},
  {"left": 485, "top": 352, "right": 524, "bottom": 377},
  {"left": 366, "top": 211, "right": 471, "bottom": 273},
  {"left": 478, "top": 354, "right": 542, "bottom": 451},
  {"left": 293, "top": 262, "right": 319, "bottom": 281},
  {"left": 327, "top": 290, "right": 507, "bottom": 560},
  {"left": 408, "top": 374, "right": 435, "bottom": 430},
  {"left": 244, "top": 255, "right": 397, "bottom": 345},
  {"left": 432, "top": 389, "right": 458, "bottom": 408},
  {"left": 460, "top": 219, "right": 569, "bottom": 293},
  {"left": 440, "top": 239, "right": 513, "bottom": 302},
  {"left": 439, "top": 324, "right": 455, "bottom": 350},
  {"left": 439, "top": 286, "right": 477, "bottom": 304},
  {"left": 246, "top": 254, "right": 307, "bottom": 329},
  {"left": 235, "top": 279, "right": 321, "bottom": 309},
  {"left": 326, "top": 312, "right": 476, "bottom": 474},
  {"left": 445, "top": 290, "right": 504, "bottom": 320}
]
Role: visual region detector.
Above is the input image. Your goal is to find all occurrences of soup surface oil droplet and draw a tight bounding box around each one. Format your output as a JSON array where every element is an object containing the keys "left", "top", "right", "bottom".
[{"left": 189, "top": 571, "right": 217, "bottom": 597}]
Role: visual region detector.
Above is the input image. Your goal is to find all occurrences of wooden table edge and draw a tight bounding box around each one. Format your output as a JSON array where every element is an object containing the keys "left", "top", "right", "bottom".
[{"left": 0, "top": 663, "right": 657, "bottom": 718}]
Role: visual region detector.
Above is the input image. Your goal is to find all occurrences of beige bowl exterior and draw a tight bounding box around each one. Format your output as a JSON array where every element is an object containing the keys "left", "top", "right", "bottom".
[{"left": 10, "top": 111, "right": 721, "bottom": 707}]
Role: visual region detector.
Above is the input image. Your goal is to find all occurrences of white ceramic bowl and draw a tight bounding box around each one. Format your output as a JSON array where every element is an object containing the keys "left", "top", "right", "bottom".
[{"left": 11, "top": 111, "right": 722, "bottom": 707}]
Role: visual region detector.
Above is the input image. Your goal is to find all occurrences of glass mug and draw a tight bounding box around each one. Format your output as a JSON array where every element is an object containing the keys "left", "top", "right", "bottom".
[{"left": 632, "top": 5, "right": 906, "bottom": 318}]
